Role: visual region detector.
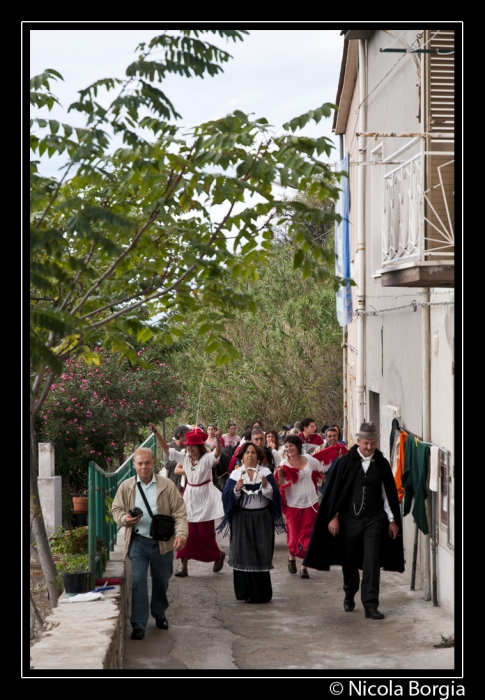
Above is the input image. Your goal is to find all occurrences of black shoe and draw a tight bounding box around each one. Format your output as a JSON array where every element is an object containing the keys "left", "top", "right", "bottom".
[
  {"left": 344, "top": 595, "right": 355, "bottom": 612},
  {"left": 365, "top": 608, "right": 385, "bottom": 620},
  {"left": 288, "top": 558, "right": 297, "bottom": 574},
  {"left": 156, "top": 617, "right": 169, "bottom": 630},
  {"left": 213, "top": 550, "right": 226, "bottom": 573},
  {"left": 246, "top": 598, "right": 271, "bottom": 604},
  {"left": 131, "top": 628, "right": 145, "bottom": 640},
  {"left": 300, "top": 567, "right": 309, "bottom": 579}
]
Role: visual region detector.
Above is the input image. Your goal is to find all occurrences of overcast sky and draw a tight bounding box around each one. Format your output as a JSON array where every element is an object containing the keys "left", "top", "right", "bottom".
[{"left": 29, "top": 27, "right": 345, "bottom": 178}]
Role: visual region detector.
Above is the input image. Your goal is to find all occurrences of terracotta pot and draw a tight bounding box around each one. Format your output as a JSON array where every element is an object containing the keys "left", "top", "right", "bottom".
[{"left": 72, "top": 496, "right": 88, "bottom": 514}]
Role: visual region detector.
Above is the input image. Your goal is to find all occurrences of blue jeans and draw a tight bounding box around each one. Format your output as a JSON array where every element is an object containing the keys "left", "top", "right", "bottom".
[{"left": 128, "top": 534, "right": 174, "bottom": 630}]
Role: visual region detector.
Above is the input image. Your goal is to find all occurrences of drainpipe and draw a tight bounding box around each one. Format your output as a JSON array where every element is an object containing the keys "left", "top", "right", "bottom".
[
  {"left": 421, "top": 291, "right": 431, "bottom": 601},
  {"left": 420, "top": 45, "right": 431, "bottom": 602},
  {"left": 356, "top": 39, "right": 367, "bottom": 428},
  {"left": 343, "top": 326, "right": 348, "bottom": 443}
]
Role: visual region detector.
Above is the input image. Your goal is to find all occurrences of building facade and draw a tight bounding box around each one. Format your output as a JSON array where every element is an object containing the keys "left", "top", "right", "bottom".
[{"left": 333, "top": 29, "right": 455, "bottom": 613}]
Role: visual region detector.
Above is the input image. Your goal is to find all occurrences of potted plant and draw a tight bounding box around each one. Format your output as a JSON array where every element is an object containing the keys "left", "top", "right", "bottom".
[
  {"left": 71, "top": 491, "right": 88, "bottom": 515},
  {"left": 56, "top": 554, "right": 90, "bottom": 593},
  {"left": 49, "top": 526, "right": 107, "bottom": 593}
]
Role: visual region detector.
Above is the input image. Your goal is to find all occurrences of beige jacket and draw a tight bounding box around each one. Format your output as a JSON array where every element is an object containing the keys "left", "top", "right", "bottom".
[{"left": 112, "top": 474, "right": 189, "bottom": 558}]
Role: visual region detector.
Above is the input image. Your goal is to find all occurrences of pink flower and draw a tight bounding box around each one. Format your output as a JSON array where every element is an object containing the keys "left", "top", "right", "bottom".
[{"left": 106, "top": 457, "right": 112, "bottom": 462}]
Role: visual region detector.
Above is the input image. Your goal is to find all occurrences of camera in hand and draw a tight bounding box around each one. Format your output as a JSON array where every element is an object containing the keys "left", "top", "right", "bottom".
[{"left": 129, "top": 507, "right": 143, "bottom": 518}]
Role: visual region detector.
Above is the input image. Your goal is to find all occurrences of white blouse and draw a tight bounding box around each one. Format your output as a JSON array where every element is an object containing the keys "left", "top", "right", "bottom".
[
  {"left": 279, "top": 454, "right": 324, "bottom": 509},
  {"left": 169, "top": 448, "right": 224, "bottom": 523},
  {"left": 230, "top": 465, "right": 274, "bottom": 509}
]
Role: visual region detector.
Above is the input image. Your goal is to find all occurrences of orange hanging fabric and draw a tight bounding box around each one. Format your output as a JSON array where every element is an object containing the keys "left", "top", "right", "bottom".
[{"left": 394, "top": 430, "right": 408, "bottom": 502}]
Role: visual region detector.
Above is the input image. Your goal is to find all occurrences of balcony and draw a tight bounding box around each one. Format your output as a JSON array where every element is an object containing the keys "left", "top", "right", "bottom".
[{"left": 377, "top": 137, "right": 454, "bottom": 287}]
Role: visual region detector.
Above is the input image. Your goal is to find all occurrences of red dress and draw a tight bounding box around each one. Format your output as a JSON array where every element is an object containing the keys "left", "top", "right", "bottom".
[{"left": 279, "top": 456, "right": 323, "bottom": 559}]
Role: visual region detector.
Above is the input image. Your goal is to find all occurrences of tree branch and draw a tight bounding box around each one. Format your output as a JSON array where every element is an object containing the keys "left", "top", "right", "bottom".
[
  {"left": 70, "top": 208, "right": 160, "bottom": 316},
  {"left": 59, "top": 240, "right": 96, "bottom": 312}
]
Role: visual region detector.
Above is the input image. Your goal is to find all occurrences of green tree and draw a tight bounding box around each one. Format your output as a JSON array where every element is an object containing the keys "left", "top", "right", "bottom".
[
  {"left": 30, "top": 29, "right": 342, "bottom": 606},
  {"left": 167, "top": 238, "right": 343, "bottom": 431},
  {"left": 35, "top": 347, "right": 185, "bottom": 492}
]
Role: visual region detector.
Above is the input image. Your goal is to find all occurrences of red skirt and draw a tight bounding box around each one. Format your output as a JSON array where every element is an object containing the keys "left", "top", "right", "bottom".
[
  {"left": 176, "top": 520, "right": 222, "bottom": 562},
  {"left": 285, "top": 504, "right": 319, "bottom": 558}
]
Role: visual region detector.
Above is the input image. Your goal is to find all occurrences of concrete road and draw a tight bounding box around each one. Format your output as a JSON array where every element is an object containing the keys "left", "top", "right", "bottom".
[{"left": 123, "top": 526, "right": 455, "bottom": 674}]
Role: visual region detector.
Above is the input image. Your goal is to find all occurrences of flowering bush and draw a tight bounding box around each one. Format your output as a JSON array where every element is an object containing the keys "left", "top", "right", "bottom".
[{"left": 36, "top": 348, "right": 185, "bottom": 491}]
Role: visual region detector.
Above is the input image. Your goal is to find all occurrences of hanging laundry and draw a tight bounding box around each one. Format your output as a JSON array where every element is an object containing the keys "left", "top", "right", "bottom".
[
  {"left": 402, "top": 438, "right": 430, "bottom": 534},
  {"left": 389, "top": 417, "right": 400, "bottom": 458},
  {"left": 391, "top": 429, "right": 407, "bottom": 502}
]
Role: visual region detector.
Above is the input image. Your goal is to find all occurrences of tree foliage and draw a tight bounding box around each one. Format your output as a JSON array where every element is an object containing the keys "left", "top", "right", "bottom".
[
  {"left": 165, "top": 239, "right": 343, "bottom": 434},
  {"left": 29, "top": 29, "right": 343, "bottom": 607}
]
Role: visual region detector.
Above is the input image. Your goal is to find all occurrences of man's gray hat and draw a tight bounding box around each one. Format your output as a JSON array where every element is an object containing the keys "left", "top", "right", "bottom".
[{"left": 356, "top": 422, "right": 380, "bottom": 439}]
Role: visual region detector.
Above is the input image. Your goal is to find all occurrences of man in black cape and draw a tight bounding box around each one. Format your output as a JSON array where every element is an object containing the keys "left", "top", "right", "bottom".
[{"left": 303, "top": 422, "right": 404, "bottom": 620}]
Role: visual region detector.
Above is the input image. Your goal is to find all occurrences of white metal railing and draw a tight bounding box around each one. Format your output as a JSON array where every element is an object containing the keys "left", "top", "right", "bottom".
[{"left": 382, "top": 138, "right": 454, "bottom": 268}]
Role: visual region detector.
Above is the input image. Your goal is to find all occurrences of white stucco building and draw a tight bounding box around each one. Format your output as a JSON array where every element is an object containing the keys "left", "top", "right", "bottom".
[{"left": 333, "top": 28, "right": 456, "bottom": 614}]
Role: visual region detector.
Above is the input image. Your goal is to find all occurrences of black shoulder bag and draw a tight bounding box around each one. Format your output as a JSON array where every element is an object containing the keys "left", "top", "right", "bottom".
[{"left": 136, "top": 481, "right": 175, "bottom": 541}]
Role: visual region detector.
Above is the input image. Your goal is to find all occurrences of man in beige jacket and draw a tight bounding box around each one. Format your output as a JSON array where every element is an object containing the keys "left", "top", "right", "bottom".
[{"left": 112, "top": 447, "right": 188, "bottom": 640}]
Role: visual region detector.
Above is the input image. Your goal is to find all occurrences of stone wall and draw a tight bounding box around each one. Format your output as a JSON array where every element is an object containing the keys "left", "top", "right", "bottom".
[{"left": 30, "top": 530, "right": 129, "bottom": 670}]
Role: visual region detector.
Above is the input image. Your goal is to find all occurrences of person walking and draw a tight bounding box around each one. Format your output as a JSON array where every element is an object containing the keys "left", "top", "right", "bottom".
[
  {"left": 303, "top": 422, "right": 404, "bottom": 619},
  {"left": 277, "top": 434, "right": 325, "bottom": 579},
  {"left": 111, "top": 447, "right": 188, "bottom": 639},
  {"left": 222, "top": 422, "right": 241, "bottom": 451},
  {"left": 219, "top": 442, "right": 285, "bottom": 604},
  {"left": 150, "top": 424, "right": 226, "bottom": 578}
]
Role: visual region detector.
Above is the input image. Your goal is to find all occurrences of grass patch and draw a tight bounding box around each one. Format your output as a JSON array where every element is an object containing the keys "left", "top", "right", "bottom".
[{"left": 433, "top": 634, "right": 454, "bottom": 648}]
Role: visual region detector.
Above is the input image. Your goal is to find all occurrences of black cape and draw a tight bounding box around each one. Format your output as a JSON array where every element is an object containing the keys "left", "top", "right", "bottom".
[{"left": 303, "top": 444, "right": 405, "bottom": 573}]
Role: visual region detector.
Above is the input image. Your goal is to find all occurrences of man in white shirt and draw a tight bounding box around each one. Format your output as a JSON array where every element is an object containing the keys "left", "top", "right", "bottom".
[{"left": 303, "top": 422, "right": 404, "bottom": 620}]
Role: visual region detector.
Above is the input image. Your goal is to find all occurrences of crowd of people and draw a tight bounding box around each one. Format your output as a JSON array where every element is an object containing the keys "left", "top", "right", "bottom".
[{"left": 112, "top": 417, "right": 404, "bottom": 640}]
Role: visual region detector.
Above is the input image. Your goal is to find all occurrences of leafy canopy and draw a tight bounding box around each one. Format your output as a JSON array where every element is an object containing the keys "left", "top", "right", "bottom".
[{"left": 30, "top": 29, "right": 342, "bottom": 396}]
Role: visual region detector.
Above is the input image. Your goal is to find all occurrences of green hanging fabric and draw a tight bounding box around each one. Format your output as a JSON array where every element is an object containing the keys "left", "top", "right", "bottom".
[{"left": 402, "top": 438, "right": 430, "bottom": 535}]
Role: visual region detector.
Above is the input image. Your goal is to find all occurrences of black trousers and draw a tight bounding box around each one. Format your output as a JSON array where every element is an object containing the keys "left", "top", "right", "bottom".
[
  {"left": 341, "top": 511, "right": 387, "bottom": 609},
  {"left": 233, "top": 570, "right": 272, "bottom": 603}
]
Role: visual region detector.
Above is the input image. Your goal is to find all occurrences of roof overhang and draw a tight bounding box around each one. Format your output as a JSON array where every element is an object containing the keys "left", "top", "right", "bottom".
[
  {"left": 341, "top": 29, "right": 375, "bottom": 40},
  {"left": 333, "top": 39, "right": 358, "bottom": 135}
]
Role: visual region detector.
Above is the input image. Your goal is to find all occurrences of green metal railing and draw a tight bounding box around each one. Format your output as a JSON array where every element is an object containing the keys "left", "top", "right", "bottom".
[{"left": 87, "top": 434, "right": 157, "bottom": 589}]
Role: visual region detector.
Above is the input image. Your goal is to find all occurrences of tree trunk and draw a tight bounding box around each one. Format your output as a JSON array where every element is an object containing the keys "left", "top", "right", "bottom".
[
  {"left": 30, "top": 589, "right": 43, "bottom": 639},
  {"left": 30, "top": 419, "right": 61, "bottom": 609}
]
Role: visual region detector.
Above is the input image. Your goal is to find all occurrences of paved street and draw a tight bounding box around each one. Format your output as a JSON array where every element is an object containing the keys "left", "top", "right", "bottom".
[{"left": 123, "top": 525, "right": 455, "bottom": 674}]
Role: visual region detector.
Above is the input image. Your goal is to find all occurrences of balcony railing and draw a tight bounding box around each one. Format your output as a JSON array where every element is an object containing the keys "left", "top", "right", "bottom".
[{"left": 381, "top": 137, "right": 454, "bottom": 270}]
